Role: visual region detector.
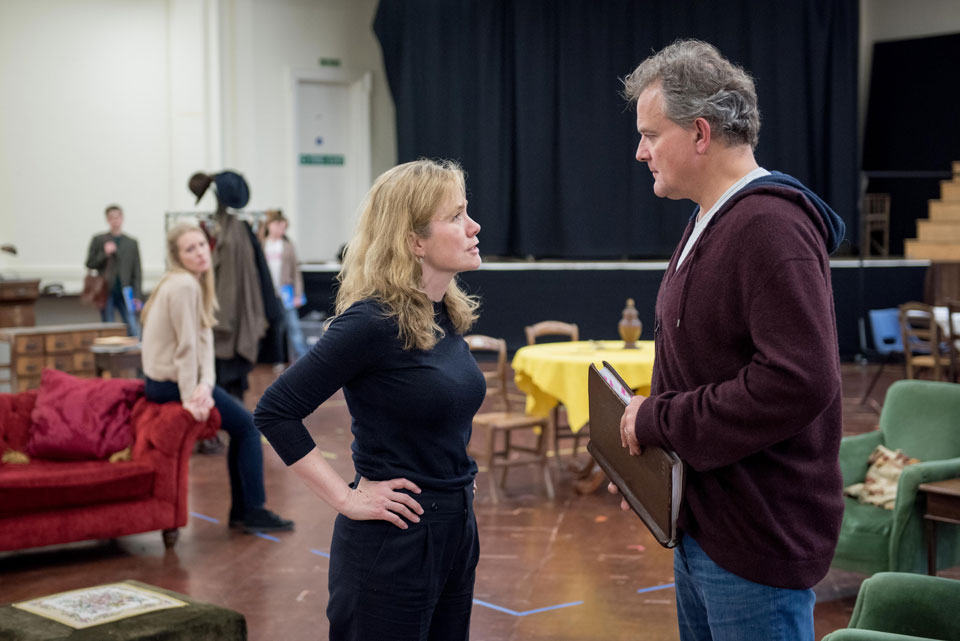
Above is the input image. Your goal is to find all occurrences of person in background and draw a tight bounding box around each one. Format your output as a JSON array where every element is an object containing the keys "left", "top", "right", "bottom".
[
  {"left": 140, "top": 222, "right": 294, "bottom": 534},
  {"left": 257, "top": 209, "right": 308, "bottom": 363},
  {"left": 85, "top": 204, "right": 142, "bottom": 337},
  {"left": 254, "top": 159, "right": 484, "bottom": 640},
  {"left": 612, "top": 39, "right": 845, "bottom": 641}
]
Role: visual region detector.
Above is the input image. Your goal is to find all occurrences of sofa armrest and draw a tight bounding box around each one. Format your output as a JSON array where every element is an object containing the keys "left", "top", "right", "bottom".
[
  {"left": 129, "top": 399, "right": 221, "bottom": 510},
  {"left": 822, "top": 630, "right": 943, "bottom": 640},
  {"left": 839, "top": 430, "right": 885, "bottom": 486},
  {"left": 846, "top": 572, "right": 960, "bottom": 639}
]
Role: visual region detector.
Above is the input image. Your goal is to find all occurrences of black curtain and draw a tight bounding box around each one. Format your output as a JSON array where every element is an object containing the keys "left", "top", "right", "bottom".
[
  {"left": 374, "top": 0, "right": 858, "bottom": 259},
  {"left": 862, "top": 32, "right": 960, "bottom": 256}
]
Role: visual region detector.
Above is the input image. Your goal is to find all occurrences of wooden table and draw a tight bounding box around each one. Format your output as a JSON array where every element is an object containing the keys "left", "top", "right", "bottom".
[
  {"left": 919, "top": 477, "right": 960, "bottom": 575},
  {"left": 511, "top": 340, "right": 655, "bottom": 493}
]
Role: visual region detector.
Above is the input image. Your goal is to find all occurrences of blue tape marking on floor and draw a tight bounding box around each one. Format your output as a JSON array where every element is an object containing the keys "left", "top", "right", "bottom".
[
  {"left": 472, "top": 599, "right": 584, "bottom": 617},
  {"left": 255, "top": 532, "right": 281, "bottom": 542},
  {"left": 636, "top": 582, "right": 675, "bottom": 594},
  {"left": 310, "top": 549, "right": 331, "bottom": 558},
  {"left": 190, "top": 512, "right": 219, "bottom": 523}
]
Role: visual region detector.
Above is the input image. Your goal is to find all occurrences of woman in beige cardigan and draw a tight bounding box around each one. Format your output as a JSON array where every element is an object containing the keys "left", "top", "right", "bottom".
[{"left": 140, "top": 223, "right": 294, "bottom": 534}]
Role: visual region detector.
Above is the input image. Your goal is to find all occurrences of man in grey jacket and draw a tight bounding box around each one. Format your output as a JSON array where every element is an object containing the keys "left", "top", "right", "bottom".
[{"left": 86, "top": 204, "right": 142, "bottom": 337}]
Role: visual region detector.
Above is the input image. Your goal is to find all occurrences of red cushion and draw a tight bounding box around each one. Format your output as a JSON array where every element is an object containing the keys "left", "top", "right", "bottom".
[
  {"left": 27, "top": 369, "right": 145, "bottom": 460},
  {"left": 0, "top": 390, "right": 37, "bottom": 453},
  {"left": 0, "top": 459, "right": 155, "bottom": 517}
]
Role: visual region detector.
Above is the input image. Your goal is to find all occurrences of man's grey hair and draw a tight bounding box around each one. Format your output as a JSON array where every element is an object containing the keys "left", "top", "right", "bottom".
[{"left": 623, "top": 39, "right": 761, "bottom": 149}]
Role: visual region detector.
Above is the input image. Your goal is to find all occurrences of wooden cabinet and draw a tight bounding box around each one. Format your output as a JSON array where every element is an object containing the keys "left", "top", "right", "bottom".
[
  {"left": 0, "top": 279, "right": 40, "bottom": 328},
  {"left": 0, "top": 323, "right": 127, "bottom": 393}
]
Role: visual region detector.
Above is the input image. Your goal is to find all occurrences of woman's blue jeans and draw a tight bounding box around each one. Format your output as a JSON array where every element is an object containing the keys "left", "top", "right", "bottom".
[
  {"left": 674, "top": 534, "right": 815, "bottom": 641},
  {"left": 144, "top": 378, "right": 266, "bottom": 518}
]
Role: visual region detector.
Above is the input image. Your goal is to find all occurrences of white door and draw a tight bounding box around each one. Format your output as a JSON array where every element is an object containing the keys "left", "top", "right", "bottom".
[{"left": 296, "top": 80, "right": 350, "bottom": 262}]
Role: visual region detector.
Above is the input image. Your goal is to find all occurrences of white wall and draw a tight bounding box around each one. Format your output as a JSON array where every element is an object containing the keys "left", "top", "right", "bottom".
[
  {"left": 220, "top": 0, "right": 391, "bottom": 262},
  {"left": 858, "top": 0, "right": 960, "bottom": 151},
  {"left": 0, "top": 0, "right": 395, "bottom": 291}
]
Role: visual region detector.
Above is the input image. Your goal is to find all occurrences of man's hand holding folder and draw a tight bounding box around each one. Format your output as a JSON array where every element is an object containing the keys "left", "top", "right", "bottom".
[{"left": 618, "top": 394, "right": 647, "bottom": 458}]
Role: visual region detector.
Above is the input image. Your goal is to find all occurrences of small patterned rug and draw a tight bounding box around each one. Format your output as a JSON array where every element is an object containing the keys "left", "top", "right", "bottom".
[{"left": 13, "top": 582, "right": 187, "bottom": 629}]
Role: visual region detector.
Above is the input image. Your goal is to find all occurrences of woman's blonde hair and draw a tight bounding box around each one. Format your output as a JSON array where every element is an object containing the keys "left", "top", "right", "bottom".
[
  {"left": 336, "top": 159, "right": 479, "bottom": 350},
  {"left": 141, "top": 223, "right": 219, "bottom": 329}
]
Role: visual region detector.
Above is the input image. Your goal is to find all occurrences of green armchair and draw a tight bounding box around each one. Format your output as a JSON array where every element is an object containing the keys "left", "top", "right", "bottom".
[
  {"left": 821, "top": 572, "right": 960, "bottom": 640},
  {"left": 831, "top": 380, "right": 960, "bottom": 575}
]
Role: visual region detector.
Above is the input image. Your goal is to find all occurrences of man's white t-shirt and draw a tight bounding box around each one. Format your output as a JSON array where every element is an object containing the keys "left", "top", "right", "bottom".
[{"left": 676, "top": 167, "right": 770, "bottom": 270}]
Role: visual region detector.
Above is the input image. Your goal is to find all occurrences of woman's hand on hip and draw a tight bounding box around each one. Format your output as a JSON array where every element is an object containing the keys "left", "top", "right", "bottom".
[{"left": 339, "top": 477, "right": 424, "bottom": 529}]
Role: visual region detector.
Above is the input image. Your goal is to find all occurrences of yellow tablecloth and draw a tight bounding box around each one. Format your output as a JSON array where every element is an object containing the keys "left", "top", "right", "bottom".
[{"left": 511, "top": 340, "right": 655, "bottom": 432}]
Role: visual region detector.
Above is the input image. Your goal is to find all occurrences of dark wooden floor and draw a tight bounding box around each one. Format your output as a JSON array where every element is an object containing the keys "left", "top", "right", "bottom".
[{"left": 2, "top": 363, "right": 957, "bottom": 640}]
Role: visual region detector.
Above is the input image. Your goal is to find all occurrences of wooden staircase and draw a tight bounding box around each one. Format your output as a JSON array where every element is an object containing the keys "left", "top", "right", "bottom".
[{"left": 905, "top": 161, "right": 960, "bottom": 260}]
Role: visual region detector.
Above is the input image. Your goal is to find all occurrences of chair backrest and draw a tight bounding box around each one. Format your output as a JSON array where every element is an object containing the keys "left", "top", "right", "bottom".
[
  {"left": 879, "top": 379, "right": 960, "bottom": 461},
  {"left": 525, "top": 320, "right": 579, "bottom": 345},
  {"left": 868, "top": 308, "right": 903, "bottom": 355},
  {"left": 862, "top": 193, "right": 890, "bottom": 220},
  {"left": 947, "top": 300, "right": 960, "bottom": 377},
  {"left": 464, "top": 334, "right": 513, "bottom": 412}
]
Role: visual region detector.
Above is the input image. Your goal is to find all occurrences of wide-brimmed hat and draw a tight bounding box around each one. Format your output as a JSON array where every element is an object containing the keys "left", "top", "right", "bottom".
[{"left": 213, "top": 171, "right": 250, "bottom": 209}]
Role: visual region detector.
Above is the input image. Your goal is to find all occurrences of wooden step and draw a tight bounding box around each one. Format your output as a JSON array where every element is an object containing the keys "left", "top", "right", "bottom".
[
  {"left": 953, "top": 160, "right": 960, "bottom": 176},
  {"left": 905, "top": 239, "right": 960, "bottom": 261},
  {"left": 942, "top": 181, "right": 960, "bottom": 201},
  {"left": 917, "top": 220, "right": 960, "bottom": 241},
  {"left": 929, "top": 200, "right": 960, "bottom": 219}
]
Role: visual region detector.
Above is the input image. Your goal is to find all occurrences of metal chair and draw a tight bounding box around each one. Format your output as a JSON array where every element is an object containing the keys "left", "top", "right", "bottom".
[
  {"left": 464, "top": 334, "right": 553, "bottom": 503},
  {"left": 858, "top": 308, "right": 903, "bottom": 412}
]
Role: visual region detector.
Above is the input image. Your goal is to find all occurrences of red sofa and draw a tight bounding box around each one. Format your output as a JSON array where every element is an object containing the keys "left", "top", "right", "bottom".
[{"left": 0, "top": 381, "right": 219, "bottom": 552}]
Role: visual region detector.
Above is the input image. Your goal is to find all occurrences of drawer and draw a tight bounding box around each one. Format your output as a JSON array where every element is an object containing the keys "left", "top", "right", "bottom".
[
  {"left": 45, "top": 333, "right": 75, "bottom": 353},
  {"left": 73, "top": 332, "right": 99, "bottom": 350},
  {"left": 45, "top": 354, "right": 75, "bottom": 371},
  {"left": 99, "top": 328, "right": 128, "bottom": 338},
  {"left": 16, "top": 376, "right": 41, "bottom": 392},
  {"left": 0, "top": 304, "right": 35, "bottom": 328},
  {"left": 0, "top": 281, "right": 39, "bottom": 301},
  {"left": 15, "top": 335, "right": 43, "bottom": 355},
  {"left": 16, "top": 356, "right": 44, "bottom": 377},
  {"left": 74, "top": 351, "right": 95, "bottom": 371}
]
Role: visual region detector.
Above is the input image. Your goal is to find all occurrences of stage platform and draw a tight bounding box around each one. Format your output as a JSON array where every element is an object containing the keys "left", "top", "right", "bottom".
[{"left": 301, "top": 259, "right": 931, "bottom": 359}]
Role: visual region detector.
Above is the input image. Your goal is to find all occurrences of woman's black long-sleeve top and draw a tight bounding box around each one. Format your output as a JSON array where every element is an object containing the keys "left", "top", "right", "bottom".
[{"left": 254, "top": 299, "right": 485, "bottom": 491}]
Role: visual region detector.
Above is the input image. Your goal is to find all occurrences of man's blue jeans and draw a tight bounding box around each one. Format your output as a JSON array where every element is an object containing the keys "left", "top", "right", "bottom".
[
  {"left": 674, "top": 534, "right": 815, "bottom": 641},
  {"left": 144, "top": 378, "right": 266, "bottom": 518},
  {"left": 100, "top": 285, "right": 140, "bottom": 338}
]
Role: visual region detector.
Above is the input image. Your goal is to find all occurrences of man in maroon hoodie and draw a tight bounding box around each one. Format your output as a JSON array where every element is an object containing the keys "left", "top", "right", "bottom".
[{"left": 612, "top": 39, "right": 845, "bottom": 640}]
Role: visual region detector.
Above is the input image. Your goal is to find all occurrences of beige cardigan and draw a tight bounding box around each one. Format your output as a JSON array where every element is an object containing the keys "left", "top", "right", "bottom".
[{"left": 141, "top": 271, "right": 216, "bottom": 401}]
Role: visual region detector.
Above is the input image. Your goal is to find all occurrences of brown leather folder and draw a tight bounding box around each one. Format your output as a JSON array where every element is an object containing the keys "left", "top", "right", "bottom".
[{"left": 586, "top": 361, "right": 684, "bottom": 548}]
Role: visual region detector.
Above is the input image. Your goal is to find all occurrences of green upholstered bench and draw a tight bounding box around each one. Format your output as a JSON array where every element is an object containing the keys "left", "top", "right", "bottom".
[{"left": 0, "top": 581, "right": 246, "bottom": 641}]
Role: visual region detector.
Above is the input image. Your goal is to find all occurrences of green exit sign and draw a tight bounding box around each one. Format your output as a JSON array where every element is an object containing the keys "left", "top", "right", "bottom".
[
  {"left": 300, "top": 154, "right": 345, "bottom": 166},
  {"left": 319, "top": 58, "right": 341, "bottom": 67}
]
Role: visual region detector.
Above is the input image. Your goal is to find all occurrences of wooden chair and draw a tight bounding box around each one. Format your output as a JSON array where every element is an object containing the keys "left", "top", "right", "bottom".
[
  {"left": 862, "top": 193, "right": 890, "bottom": 258},
  {"left": 464, "top": 334, "right": 554, "bottom": 503},
  {"left": 523, "top": 320, "right": 586, "bottom": 464},
  {"left": 898, "top": 302, "right": 952, "bottom": 381}
]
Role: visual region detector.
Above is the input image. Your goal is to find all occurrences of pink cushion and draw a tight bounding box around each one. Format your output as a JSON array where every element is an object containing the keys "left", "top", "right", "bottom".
[
  {"left": 27, "top": 369, "right": 144, "bottom": 460},
  {"left": 0, "top": 459, "right": 154, "bottom": 517}
]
